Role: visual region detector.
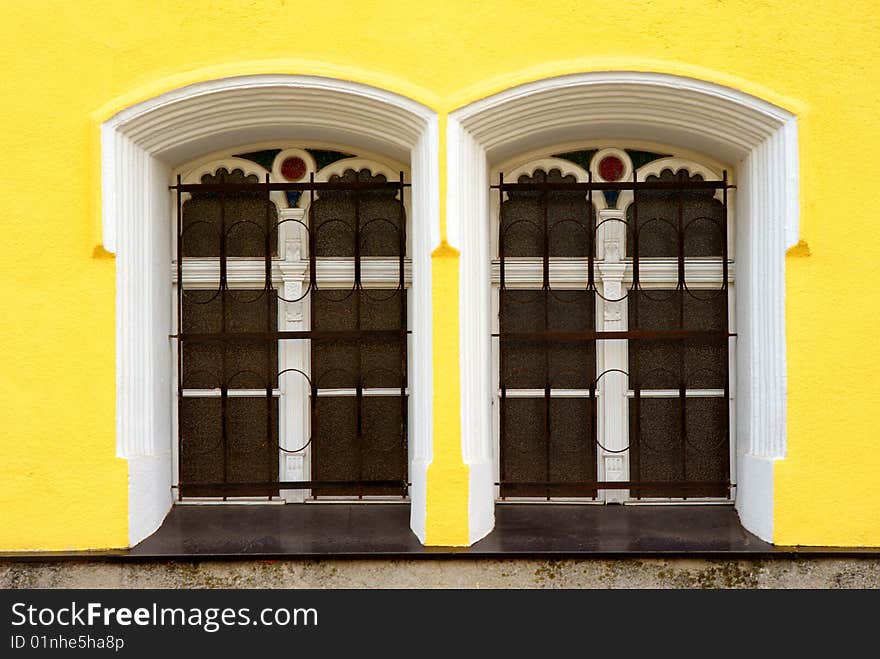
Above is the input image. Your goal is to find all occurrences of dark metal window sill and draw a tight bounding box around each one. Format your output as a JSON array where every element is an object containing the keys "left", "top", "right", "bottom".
[{"left": 2, "top": 504, "right": 879, "bottom": 561}]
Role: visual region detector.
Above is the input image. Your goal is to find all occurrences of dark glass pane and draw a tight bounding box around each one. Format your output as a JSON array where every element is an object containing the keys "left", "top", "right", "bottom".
[
  {"left": 625, "top": 169, "right": 724, "bottom": 257},
  {"left": 548, "top": 397, "right": 596, "bottom": 497},
  {"left": 181, "top": 168, "right": 278, "bottom": 257},
  {"left": 630, "top": 397, "right": 683, "bottom": 495},
  {"left": 500, "top": 397, "right": 545, "bottom": 495},
  {"left": 629, "top": 397, "right": 728, "bottom": 497},
  {"left": 361, "top": 396, "right": 407, "bottom": 489},
  {"left": 311, "top": 169, "right": 403, "bottom": 257},
  {"left": 685, "top": 397, "right": 729, "bottom": 495},
  {"left": 311, "top": 288, "right": 402, "bottom": 330},
  {"left": 182, "top": 289, "right": 277, "bottom": 389},
  {"left": 500, "top": 289, "right": 594, "bottom": 389},
  {"left": 226, "top": 397, "right": 278, "bottom": 485},
  {"left": 311, "top": 289, "right": 404, "bottom": 389},
  {"left": 179, "top": 397, "right": 223, "bottom": 486},
  {"left": 500, "top": 169, "right": 594, "bottom": 257},
  {"left": 628, "top": 290, "right": 726, "bottom": 389},
  {"left": 179, "top": 396, "right": 278, "bottom": 496},
  {"left": 312, "top": 396, "right": 406, "bottom": 496}
]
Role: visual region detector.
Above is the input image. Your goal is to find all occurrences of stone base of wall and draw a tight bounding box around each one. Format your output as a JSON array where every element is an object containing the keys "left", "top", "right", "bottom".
[{"left": 3, "top": 558, "right": 879, "bottom": 589}]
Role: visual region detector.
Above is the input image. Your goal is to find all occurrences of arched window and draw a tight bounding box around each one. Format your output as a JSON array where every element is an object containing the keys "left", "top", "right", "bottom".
[
  {"left": 173, "top": 144, "right": 411, "bottom": 502},
  {"left": 491, "top": 145, "right": 734, "bottom": 503}
]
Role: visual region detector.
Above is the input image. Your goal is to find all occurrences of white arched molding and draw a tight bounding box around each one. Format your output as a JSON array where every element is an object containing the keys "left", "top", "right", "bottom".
[
  {"left": 448, "top": 72, "right": 799, "bottom": 544},
  {"left": 101, "top": 75, "right": 439, "bottom": 546}
]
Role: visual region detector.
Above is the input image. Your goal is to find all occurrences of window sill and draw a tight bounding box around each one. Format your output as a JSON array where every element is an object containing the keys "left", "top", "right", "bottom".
[{"left": 3, "top": 505, "right": 880, "bottom": 560}]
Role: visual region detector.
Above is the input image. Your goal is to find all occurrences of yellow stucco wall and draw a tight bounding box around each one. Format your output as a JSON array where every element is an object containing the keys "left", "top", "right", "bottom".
[{"left": 1, "top": 0, "right": 879, "bottom": 550}]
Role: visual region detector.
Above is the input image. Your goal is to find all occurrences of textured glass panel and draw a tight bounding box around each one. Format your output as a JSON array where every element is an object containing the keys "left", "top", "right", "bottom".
[
  {"left": 501, "top": 289, "right": 594, "bottom": 389},
  {"left": 500, "top": 169, "right": 593, "bottom": 257},
  {"left": 628, "top": 291, "right": 726, "bottom": 389},
  {"left": 311, "top": 169, "right": 403, "bottom": 257},
  {"left": 685, "top": 398, "right": 729, "bottom": 495},
  {"left": 501, "top": 397, "right": 546, "bottom": 495},
  {"left": 548, "top": 397, "right": 596, "bottom": 496},
  {"left": 502, "top": 339, "right": 545, "bottom": 389},
  {"left": 181, "top": 168, "right": 278, "bottom": 257},
  {"left": 312, "top": 396, "right": 406, "bottom": 496},
  {"left": 547, "top": 289, "right": 593, "bottom": 331},
  {"left": 630, "top": 397, "right": 683, "bottom": 495},
  {"left": 182, "top": 290, "right": 277, "bottom": 389},
  {"left": 311, "top": 289, "right": 404, "bottom": 389},
  {"left": 500, "top": 289, "right": 543, "bottom": 388},
  {"left": 179, "top": 397, "right": 223, "bottom": 486},
  {"left": 500, "top": 289, "right": 544, "bottom": 332},
  {"left": 311, "top": 288, "right": 358, "bottom": 331},
  {"left": 625, "top": 169, "right": 723, "bottom": 257},
  {"left": 312, "top": 397, "right": 359, "bottom": 493},
  {"left": 361, "top": 337, "right": 404, "bottom": 388},
  {"left": 361, "top": 396, "right": 407, "bottom": 492},
  {"left": 226, "top": 397, "right": 278, "bottom": 485},
  {"left": 629, "top": 397, "right": 728, "bottom": 497},
  {"left": 548, "top": 344, "right": 593, "bottom": 389}
]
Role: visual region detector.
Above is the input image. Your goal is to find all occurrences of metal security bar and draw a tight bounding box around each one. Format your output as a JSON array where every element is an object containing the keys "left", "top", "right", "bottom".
[
  {"left": 173, "top": 171, "right": 410, "bottom": 499},
  {"left": 494, "top": 170, "right": 733, "bottom": 500}
]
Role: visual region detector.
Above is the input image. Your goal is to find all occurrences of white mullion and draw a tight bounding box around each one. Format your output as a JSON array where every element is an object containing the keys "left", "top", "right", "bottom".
[
  {"left": 596, "top": 208, "right": 630, "bottom": 503},
  {"left": 278, "top": 210, "right": 309, "bottom": 501}
]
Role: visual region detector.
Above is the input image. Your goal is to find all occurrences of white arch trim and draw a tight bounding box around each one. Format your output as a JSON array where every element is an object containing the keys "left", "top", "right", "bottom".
[
  {"left": 101, "top": 75, "right": 439, "bottom": 545},
  {"left": 448, "top": 72, "right": 799, "bottom": 543}
]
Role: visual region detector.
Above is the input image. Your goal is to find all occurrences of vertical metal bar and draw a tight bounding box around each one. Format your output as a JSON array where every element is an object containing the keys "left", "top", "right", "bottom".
[
  {"left": 176, "top": 175, "right": 183, "bottom": 501},
  {"left": 354, "top": 178, "right": 363, "bottom": 497},
  {"left": 630, "top": 169, "right": 641, "bottom": 499},
  {"left": 308, "top": 174, "right": 317, "bottom": 497},
  {"left": 677, "top": 171, "right": 688, "bottom": 495},
  {"left": 398, "top": 172, "right": 408, "bottom": 492},
  {"left": 587, "top": 171, "right": 596, "bottom": 496},
  {"left": 589, "top": 361, "right": 597, "bottom": 499},
  {"left": 264, "top": 173, "right": 274, "bottom": 499},
  {"left": 722, "top": 170, "right": 731, "bottom": 494},
  {"left": 219, "top": 172, "right": 229, "bottom": 499},
  {"left": 587, "top": 169, "right": 595, "bottom": 290},
  {"left": 498, "top": 173, "right": 507, "bottom": 498},
  {"left": 542, "top": 182, "right": 551, "bottom": 499}
]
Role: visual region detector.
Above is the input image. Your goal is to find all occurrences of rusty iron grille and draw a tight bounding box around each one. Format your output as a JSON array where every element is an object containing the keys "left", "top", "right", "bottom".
[
  {"left": 494, "top": 169, "right": 732, "bottom": 499},
  {"left": 173, "top": 170, "right": 409, "bottom": 499}
]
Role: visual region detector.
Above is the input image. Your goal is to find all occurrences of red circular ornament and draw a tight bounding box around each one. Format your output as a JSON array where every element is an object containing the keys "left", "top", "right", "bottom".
[
  {"left": 598, "top": 155, "right": 625, "bottom": 182},
  {"left": 281, "top": 156, "right": 307, "bottom": 181}
]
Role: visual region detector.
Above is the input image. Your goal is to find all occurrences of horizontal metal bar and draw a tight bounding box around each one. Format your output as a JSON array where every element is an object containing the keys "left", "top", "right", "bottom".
[
  {"left": 494, "top": 330, "right": 731, "bottom": 341},
  {"left": 176, "top": 330, "right": 408, "bottom": 341},
  {"left": 499, "top": 481, "right": 730, "bottom": 490},
  {"left": 179, "top": 480, "right": 408, "bottom": 492},
  {"left": 492, "top": 180, "right": 732, "bottom": 191},
  {"left": 173, "top": 181, "right": 408, "bottom": 192}
]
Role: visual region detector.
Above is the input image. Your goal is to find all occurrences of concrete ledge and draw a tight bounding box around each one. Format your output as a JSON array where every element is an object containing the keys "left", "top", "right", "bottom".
[{"left": 3, "top": 557, "right": 880, "bottom": 589}]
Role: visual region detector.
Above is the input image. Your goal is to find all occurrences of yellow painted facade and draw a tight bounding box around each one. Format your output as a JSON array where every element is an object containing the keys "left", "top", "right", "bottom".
[{"left": 1, "top": 0, "right": 879, "bottom": 550}]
